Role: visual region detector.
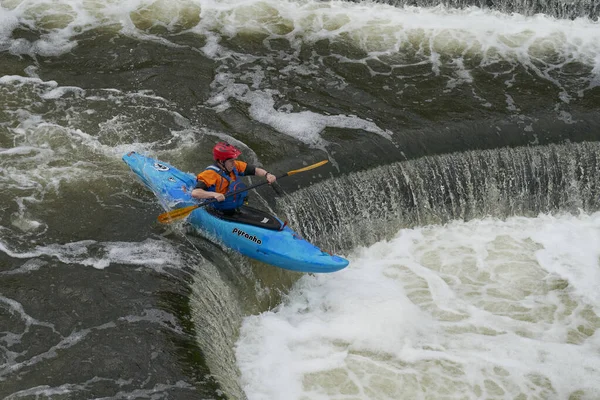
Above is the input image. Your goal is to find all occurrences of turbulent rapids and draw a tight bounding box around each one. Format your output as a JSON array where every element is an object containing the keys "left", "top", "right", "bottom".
[{"left": 1, "top": 0, "right": 600, "bottom": 399}]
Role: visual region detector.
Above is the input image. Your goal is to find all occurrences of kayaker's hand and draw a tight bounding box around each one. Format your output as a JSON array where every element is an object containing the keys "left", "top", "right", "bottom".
[
  {"left": 266, "top": 172, "right": 277, "bottom": 184},
  {"left": 213, "top": 193, "right": 225, "bottom": 202}
]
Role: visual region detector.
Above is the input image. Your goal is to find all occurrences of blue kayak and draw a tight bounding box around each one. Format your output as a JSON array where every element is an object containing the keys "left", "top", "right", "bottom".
[{"left": 122, "top": 151, "right": 349, "bottom": 273}]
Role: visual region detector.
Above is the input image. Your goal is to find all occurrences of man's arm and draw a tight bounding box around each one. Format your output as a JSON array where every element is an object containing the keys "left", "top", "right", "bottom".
[
  {"left": 191, "top": 180, "right": 225, "bottom": 202},
  {"left": 245, "top": 164, "right": 277, "bottom": 184}
]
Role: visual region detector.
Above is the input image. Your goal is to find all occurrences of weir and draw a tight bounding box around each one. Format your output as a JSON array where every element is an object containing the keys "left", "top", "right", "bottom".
[
  {"left": 362, "top": 0, "right": 600, "bottom": 19},
  {"left": 278, "top": 141, "right": 600, "bottom": 253}
]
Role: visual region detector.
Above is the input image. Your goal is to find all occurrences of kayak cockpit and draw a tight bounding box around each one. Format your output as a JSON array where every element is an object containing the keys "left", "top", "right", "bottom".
[{"left": 205, "top": 205, "right": 283, "bottom": 231}]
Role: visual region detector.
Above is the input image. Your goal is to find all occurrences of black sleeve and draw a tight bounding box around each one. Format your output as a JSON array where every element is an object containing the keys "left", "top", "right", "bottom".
[
  {"left": 195, "top": 180, "right": 208, "bottom": 190},
  {"left": 244, "top": 164, "right": 256, "bottom": 176}
]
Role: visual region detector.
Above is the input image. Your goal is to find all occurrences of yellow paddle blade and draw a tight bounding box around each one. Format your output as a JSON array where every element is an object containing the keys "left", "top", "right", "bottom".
[
  {"left": 157, "top": 204, "right": 199, "bottom": 224},
  {"left": 156, "top": 160, "right": 328, "bottom": 224},
  {"left": 287, "top": 160, "right": 328, "bottom": 175}
]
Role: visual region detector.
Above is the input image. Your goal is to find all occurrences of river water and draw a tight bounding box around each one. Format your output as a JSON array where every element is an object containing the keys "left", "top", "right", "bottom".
[{"left": 1, "top": 0, "right": 599, "bottom": 399}]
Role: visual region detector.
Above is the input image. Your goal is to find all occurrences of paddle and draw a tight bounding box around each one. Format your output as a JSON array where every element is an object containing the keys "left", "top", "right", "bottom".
[{"left": 157, "top": 160, "right": 328, "bottom": 224}]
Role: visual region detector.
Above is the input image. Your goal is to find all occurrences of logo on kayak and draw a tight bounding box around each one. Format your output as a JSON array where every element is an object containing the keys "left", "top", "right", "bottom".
[
  {"left": 232, "top": 227, "right": 262, "bottom": 245},
  {"left": 154, "top": 162, "right": 169, "bottom": 171}
]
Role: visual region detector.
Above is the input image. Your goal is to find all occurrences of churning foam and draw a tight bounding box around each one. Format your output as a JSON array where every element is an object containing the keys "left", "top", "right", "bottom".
[
  {"left": 3, "top": 1, "right": 599, "bottom": 149},
  {"left": 0, "top": 75, "right": 203, "bottom": 230},
  {"left": 236, "top": 212, "right": 600, "bottom": 400},
  {"left": 0, "top": 238, "right": 182, "bottom": 271},
  {"left": 2, "top": 0, "right": 599, "bottom": 63},
  {"left": 195, "top": 1, "right": 600, "bottom": 146}
]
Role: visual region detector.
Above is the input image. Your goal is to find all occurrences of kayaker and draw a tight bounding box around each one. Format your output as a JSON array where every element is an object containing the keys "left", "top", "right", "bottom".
[{"left": 191, "top": 142, "right": 277, "bottom": 213}]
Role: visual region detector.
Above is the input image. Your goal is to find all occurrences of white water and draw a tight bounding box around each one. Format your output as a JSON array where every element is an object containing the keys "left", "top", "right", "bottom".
[
  {"left": 3, "top": 0, "right": 599, "bottom": 61},
  {"left": 3, "top": 1, "right": 600, "bottom": 398},
  {"left": 0, "top": 237, "right": 183, "bottom": 271},
  {"left": 236, "top": 212, "right": 600, "bottom": 400},
  {"left": 2, "top": 0, "right": 600, "bottom": 149}
]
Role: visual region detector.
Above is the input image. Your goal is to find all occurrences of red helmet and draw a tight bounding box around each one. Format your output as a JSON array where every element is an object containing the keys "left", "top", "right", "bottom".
[{"left": 212, "top": 142, "right": 242, "bottom": 162}]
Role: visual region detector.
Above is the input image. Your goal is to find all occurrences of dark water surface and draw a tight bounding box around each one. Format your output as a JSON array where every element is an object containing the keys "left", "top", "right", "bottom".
[{"left": 1, "top": 0, "right": 600, "bottom": 398}]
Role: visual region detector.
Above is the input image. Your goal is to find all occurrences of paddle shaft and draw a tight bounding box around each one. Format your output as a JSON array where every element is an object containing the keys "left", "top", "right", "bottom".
[
  {"left": 157, "top": 160, "right": 327, "bottom": 223},
  {"left": 202, "top": 171, "right": 287, "bottom": 205}
]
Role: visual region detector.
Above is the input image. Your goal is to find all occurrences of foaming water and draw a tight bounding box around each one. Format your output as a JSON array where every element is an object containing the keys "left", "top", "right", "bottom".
[
  {"left": 2, "top": 1, "right": 600, "bottom": 398},
  {"left": 195, "top": 1, "right": 600, "bottom": 145},
  {"left": 236, "top": 212, "right": 600, "bottom": 400},
  {"left": 0, "top": 232, "right": 215, "bottom": 399},
  {"left": 0, "top": 71, "right": 300, "bottom": 399},
  {"left": 2, "top": 0, "right": 600, "bottom": 152},
  {"left": 4, "top": 380, "right": 195, "bottom": 400},
  {"left": 0, "top": 237, "right": 182, "bottom": 270},
  {"left": 0, "top": 75, "right": 201, "bottom": 242},
  {"left": 3, "top": 0, "right": 598, "bottom": 69}
]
